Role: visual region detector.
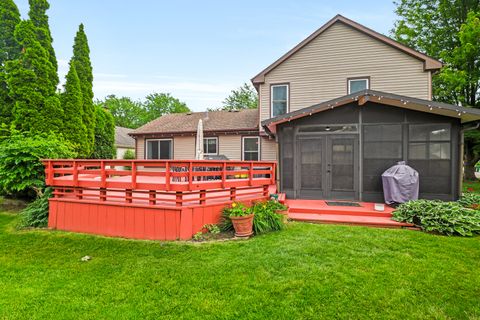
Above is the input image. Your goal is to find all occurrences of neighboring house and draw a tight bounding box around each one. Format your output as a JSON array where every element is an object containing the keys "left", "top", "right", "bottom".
[
  {"left": 130, "top": 109, "right": 276, "bottom": 161},
  {"left": 131, "top": 14, "right": 480, "bottom": 202},
  {"left": 115, "top": 126, "right": 135, "bottom": 159}
]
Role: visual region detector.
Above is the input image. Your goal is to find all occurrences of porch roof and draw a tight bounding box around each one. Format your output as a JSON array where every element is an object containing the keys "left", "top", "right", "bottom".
[{"left": 261, "top": 89, "right": 480, "bottom": 134}]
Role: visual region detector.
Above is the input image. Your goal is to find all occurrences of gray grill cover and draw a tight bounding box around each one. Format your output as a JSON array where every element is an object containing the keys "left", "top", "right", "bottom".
[{"left": 382, "top": 161, "right": 419, "bottom": 205}]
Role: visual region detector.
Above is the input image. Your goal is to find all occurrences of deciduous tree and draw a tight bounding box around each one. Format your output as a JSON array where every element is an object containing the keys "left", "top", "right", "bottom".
[
  {"left": 221, "top": 83, "right": 258, "bottom": 110},
  {"left": 142, "top": 93, "right": 190, "bottom": 123},
  {"left": 103, "top": 95, "right": 145, "bottom": 129}
]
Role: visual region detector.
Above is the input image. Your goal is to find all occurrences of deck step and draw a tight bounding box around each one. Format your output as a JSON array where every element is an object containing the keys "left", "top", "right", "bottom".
[
  {"left": 288, "top": 212, "right": 415, "bottom": 229},
  {"left": 287, "top": 207, "right": 393, "bottom": 217}
]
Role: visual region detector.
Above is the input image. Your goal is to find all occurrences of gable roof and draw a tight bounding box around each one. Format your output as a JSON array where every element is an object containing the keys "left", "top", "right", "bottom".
[
  {"left": 130, "top": 109, "right": 259, "bottom": 136},
  {"left": 115, "top": 126, "right": 136, "bottom": 148},
  {"left": 252, "top": 14, "right": 442, "bottom": 86},
  {"left": 261, "top": 89, "right": 480, "bottom": 134}
]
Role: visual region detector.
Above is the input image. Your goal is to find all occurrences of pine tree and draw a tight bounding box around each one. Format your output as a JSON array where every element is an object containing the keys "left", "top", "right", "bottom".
[
  {"left": 72, "top": 23, "right": 95, "bottom": 156},
  {"left": 28, "top": 0, "right": 58, "bottom": 86},
  {"left": 0, "top": 0, "right": 22, "bottom": 124},
  {"left": 5, "top": 20, "right": 62, "bottom": 133},
  {"left": 91, "top": 105, "right": 115, "bottom": 159},
  {"left": 61, "top": 60, "right": 88, "bottom": 156}
]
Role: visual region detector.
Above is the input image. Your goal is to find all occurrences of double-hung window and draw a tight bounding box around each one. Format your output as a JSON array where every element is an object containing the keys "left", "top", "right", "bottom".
[
  {"left": 348, "top": 78, "right": 369, "bottom": 94},
  {"left": 146, "top": 139, "right": 173, "bottom": 159},
  {"left": 271, "top": 84, "right": 288, "bottom": 117},
  {"left": 243, "top": 137, "right": 260, "bottom": 161},
  {"left": 203, "top": 137, "right": 218, "bottom": 155}
]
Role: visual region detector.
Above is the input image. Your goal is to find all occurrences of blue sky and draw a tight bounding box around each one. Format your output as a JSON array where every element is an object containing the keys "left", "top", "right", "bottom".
[{"left": 17, "top": 0, "right": 397, "bottom": 111}]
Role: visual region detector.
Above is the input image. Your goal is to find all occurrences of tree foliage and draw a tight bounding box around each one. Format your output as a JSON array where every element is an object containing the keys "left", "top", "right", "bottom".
[
  {"left": 91, "top": 105, "right": 115, "bottom": 159},
  {"left": 5, "top": 20, "right": 62, "bottom": 134},
  {"left": 221, "top": 83, "right": 258, "bottom": 111},
  {"left": 102, "top": 93, "right": 190, "bottom": 129},
  {"left": 72, "top": 23, "right": 95, "bottom": 156},
  {"left": 28, "top": 0, "right": 58, "bottom": 86},
  {"left": 61, "top": 60, "right": 89, "bottom": 157},
  {"left": 0, "top": 0, "right": 21, "bottom": 124},
  {"left": 392, "top": 0, "right": 480, "bottom": 180},
  {"left": 0, "top": 130, "right": 74, "bottom": 198}
]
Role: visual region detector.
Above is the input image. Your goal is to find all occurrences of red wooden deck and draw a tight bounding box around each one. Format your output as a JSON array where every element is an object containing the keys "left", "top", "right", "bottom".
[
  {"left": 286, "top": 199, "right": 416, "bottom": 229},
  {"left": 44, "top": 159, "right": 276, "bottom": 240}
]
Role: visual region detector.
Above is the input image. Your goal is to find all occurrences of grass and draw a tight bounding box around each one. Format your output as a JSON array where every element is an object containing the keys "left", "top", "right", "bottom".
[{"left": 1, "top": 212, "right": 479, "bottom": 319}]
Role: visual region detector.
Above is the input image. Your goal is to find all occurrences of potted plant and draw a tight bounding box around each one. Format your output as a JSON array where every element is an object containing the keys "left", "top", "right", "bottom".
[
  {"left": 267, "top": 200, "right": 289, "bottom": 222},
  {"left": 223, "top": 202, "right": 254, "bottom": 237}
]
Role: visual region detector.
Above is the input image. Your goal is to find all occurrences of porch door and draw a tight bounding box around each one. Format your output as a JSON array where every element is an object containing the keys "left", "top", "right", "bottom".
[{"left": 296, "top": 135, "right": 358, "bottom": 200}]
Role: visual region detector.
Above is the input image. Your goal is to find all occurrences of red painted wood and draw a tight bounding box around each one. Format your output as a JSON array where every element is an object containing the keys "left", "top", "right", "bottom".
[
  {"left": 144, "top": 209, "right": 156, "bottom": 240},
  {"left": 179, "top": 208, "right": 193, "bottom": 240},
  {"left": 165, "top": 212, "right": 177, "bottom": 240},
  {"left": 134, "top": 208, "right": 145, "bottom": 239}
]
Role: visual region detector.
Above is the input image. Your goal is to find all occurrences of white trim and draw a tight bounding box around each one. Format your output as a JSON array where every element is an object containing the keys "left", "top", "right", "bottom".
[
  {"left": 348, "top": 78, "right": 369, "bottom": 94},
  {"left": 242, "top": 136, "right": 260, "bottom": 161},
  {"left": 202, "top": 137, "right": 218, "bottom": 155},
  {"left": 145, "top": 138, "right": 173, "bottom": 159},
  {"left": 271, "top": 84, "right": 289, "bottom": 117}
]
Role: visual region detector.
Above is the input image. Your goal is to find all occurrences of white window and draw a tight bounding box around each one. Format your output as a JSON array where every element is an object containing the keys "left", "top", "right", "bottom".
[
  {"left": 348, "top": 78, "right": 369, "bottom": 94},
  {"left": 203, "top": 137, "right": 218, "bottom": 155},
  {"left": 146, "top": 139, "right": 172, "bottom": 159},
  {"left": 242, "top": 137, "right": 260, "bottom": 161},
  {"left": 271, "top": 84, "right": 288, "bottom": 117}
]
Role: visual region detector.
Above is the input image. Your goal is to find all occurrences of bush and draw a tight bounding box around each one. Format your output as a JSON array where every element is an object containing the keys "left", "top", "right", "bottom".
[
  {"left": 19, "top": 188, "right": 52, "bottom": 228},
  {"left": 0, "top": 130, "right": 75, "bottom": 198},
  {"left": 393, "top": 200, "right": 480, "bottom": 236},
  {"left": 458, "top": 192, "right": 480, "bottom": 209},
  {"left": 252, "top": 200, "right": 285, "bottom": 234},
  {"left": 123, "top": 149, "right": 135, "bottom": 160}
]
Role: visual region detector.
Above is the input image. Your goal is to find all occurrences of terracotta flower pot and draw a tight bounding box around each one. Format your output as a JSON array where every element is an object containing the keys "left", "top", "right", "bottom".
[{"left": 230, "top": 214, "right": 254, "bottom": 237}]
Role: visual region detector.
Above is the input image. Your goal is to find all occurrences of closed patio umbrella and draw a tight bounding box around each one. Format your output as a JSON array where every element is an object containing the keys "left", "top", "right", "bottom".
[{"left": 195, "top": 119, "right": 204, "bottom": 160}]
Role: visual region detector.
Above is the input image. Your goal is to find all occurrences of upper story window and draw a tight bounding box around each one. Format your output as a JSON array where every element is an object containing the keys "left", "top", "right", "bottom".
[
  {"left": 271, "top": 84, "right": 289, "bottom": 117},
  {"left": 348, "top": 77, "right": 369, "bottom": 94},
  {"left": 203, "top": 137, "right": 218, "bottom": 155},
  {"left": 146, "top": 139, "right": 172, "bottom": 159}
]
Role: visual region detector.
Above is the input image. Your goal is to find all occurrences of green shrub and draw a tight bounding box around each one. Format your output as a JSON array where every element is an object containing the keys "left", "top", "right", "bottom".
[
  {"left": 123, "top": 149, "right": 135, "bottom": 160},
  {"left": 18, "top": 188, "right": 52, "bottom": 228},
  {"left": 0, "top": 130, "right": 75, "bottom": 198},
  {"left": 252, "top": 200, "right": 285, "bottom": 234},
  {"left": 458, "top": 192, "right": 480, "bottom": 209},
  {"left": 393, "top": 200, "right": 480, "bottom": 236}
]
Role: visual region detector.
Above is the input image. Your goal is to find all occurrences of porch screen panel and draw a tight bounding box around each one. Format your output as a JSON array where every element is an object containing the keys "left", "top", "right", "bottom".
[
  {"left": 300, "top": 139, "right": 322, "bottom": 189},
  {"left": 363, "top": 124, "right": 403, "bottom": 192},
  {"left": 331, "top": 138, "right": 354, "bottom": 190},
  {"left": 408, "top": 124, "right": 451, "bottom": 194},
  {"left": 281, "top": 127, "right": 294, "bottom": 189}
]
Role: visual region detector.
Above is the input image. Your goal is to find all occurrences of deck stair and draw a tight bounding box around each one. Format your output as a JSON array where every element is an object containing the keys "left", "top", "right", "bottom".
[{"left": 286, "top": 199, "right": 416, "bottom": 229}]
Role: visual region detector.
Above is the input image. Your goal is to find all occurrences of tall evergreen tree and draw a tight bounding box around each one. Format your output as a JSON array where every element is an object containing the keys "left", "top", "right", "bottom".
[
  {"left": 0, "top": 0, "right": 22, "bottom": 124},
  {"left": 91, "top": 105, "right": 115, "bottom": 159},
  {"left": 61, "top": 60, "right": 88, "bottom": 156},
  {"left": 5, "top": 20, "right": 62, "bottom": 133},
  {"left": 28, "top": 0, "right": 58, "bottom": 85},
  {"left": 72, "top": 23, "right": 95, "bottom": 156}
]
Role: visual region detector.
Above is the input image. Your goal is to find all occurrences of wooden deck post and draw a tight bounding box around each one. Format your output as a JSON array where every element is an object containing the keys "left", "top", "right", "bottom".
[
  {"left": 100, "top": 188, "right": 107, "bottom": 201},
  {"left": 248, "top": 162, "right": 253, "bottom": 186},
  {"left": 76, "top": 188, "right": 83, "bottom": 200},
  {"left": 263, "top": 184, "right": 269, "bottom": 198},
  {"left": 230, "top": 187, "right": 236, "bottom": 201},
  {"left": 199, "top": 190, "right": 206, "bottom": 205}
]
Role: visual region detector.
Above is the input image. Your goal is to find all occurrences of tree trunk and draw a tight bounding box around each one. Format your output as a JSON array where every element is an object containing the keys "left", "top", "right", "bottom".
[
  {"left": 464, "top": 162, "right": 477, "bottom": 181},
  {"left": 464, "top": 141, "right": 479, "bottom": 181}
]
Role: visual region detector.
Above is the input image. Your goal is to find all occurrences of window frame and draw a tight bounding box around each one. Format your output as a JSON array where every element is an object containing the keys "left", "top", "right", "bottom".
[
  {"left": 347, "top": 77, "right": 370, "bottom": 94},
  {"left": 270, "top": 84, "right": 289, "bottom": 118},
  {"left": 145, "top": 138, "right": 173, "bottom": 160},
  {"left": 242, "top": 136, "right": 260, "bottom": 161},
  {"left": 202, "top": 137, "right": 218, "bottom": 155},
  {"left": 408, "top": 124, "right": 451, "bottom": 160}
]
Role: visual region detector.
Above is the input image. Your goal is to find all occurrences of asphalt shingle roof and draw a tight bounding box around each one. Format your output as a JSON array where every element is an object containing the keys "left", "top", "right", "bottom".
[
  {"left": 131, "top": 109, "right": 259, "bottom": 135},
  {"left": 115, "top": 126, "right": 136, "bottom": 148}
]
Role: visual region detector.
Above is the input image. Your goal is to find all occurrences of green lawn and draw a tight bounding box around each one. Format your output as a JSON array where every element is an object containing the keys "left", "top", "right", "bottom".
[{"left": 1, "top": 212, "right": 479, "bottom": 320}]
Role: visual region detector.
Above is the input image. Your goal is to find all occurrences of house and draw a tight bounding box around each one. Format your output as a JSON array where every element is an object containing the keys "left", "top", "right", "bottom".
[
  {"left": 115, "top": 126, "right": 135, "bottom": 159},
  {"left": 130, "top": 109, "right": 276, "bottom": 161},
  {"left": 132, "top": 14, "right": 480, "bottom": 203}
]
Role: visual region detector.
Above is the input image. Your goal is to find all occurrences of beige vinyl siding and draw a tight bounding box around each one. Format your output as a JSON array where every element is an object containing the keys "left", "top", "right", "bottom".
[
  {"left": 173, "top": 136, "right": 195, "bottom": 160},
  {"left": 219, "top": 135, "right": 242, "bottom": 160},
  {"left": 135, "top": 136, "right": 145, "bottom": 159},
  {"left": 259, "top": 22, "right": 431, "bottom": 125},
  {"left": 261, "top": 137, "right": 277, "bottom": 161}
]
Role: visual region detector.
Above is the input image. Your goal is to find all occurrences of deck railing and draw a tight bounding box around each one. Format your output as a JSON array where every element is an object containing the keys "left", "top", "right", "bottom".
[{"left": 43, "top": 160, "right": 276, "bottom": 207}]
